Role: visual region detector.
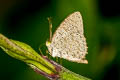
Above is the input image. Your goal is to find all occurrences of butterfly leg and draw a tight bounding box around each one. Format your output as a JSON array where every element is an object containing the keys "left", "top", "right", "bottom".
[
  {"left": 39, "top": 43, "right": 46, "bottom": 56},
  {"left": 46, "top": 50, "right": 51, "bottom": 59},
  {"left": 39, "top": 44, "right": 51, "bottom": 59},
  {"left": 54, "top": 57, "right": 57, "bottom": 62},
  {"left": 60, "top": 55, "right": 62, "bottom": 65},
  {"left": 56, "top": 57, "right": 62, "bottom": 65}
]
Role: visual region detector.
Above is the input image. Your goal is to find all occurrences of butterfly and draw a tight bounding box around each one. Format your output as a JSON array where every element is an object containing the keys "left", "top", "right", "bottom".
[{"left": 46, "top": 11, "right": 88, "bottom": 64}]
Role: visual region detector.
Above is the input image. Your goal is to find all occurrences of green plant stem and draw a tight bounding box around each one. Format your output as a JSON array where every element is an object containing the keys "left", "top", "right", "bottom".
[
  {"left": 59, "top": 67, "right": 91, "bottom": 80},
  {"left": 0, "top": 33, "right": 91, "bottom": 80}
]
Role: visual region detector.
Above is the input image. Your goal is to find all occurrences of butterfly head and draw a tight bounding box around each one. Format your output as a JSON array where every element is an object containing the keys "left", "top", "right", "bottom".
[{"left": 46, "top": 40, "right": 51, "bottom": 47}]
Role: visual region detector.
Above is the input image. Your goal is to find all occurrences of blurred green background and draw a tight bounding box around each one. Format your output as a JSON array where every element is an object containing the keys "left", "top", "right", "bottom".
[{"left": 0, "top": 0, "right": 120, "bottom": 80}]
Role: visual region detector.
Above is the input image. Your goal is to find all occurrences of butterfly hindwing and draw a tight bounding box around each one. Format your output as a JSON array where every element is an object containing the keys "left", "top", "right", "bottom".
[{"left": 47, "top": 12, "right": 88, "bottom": 63}]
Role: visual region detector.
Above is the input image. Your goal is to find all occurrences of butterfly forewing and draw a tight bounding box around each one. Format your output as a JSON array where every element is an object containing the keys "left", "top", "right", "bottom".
[{"left": 47, "top": 11, "right": 88, "bottom": 63}]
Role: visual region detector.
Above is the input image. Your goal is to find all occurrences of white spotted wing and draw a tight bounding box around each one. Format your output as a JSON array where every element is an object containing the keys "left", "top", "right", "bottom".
[{"left": 46, "top": 11, "right": 88, "bottom": 63}]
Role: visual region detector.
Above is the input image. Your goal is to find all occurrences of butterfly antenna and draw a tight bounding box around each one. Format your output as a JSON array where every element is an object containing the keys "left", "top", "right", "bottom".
[{"left": 47, "top": 17, "right": 52, "bottom": 42}]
